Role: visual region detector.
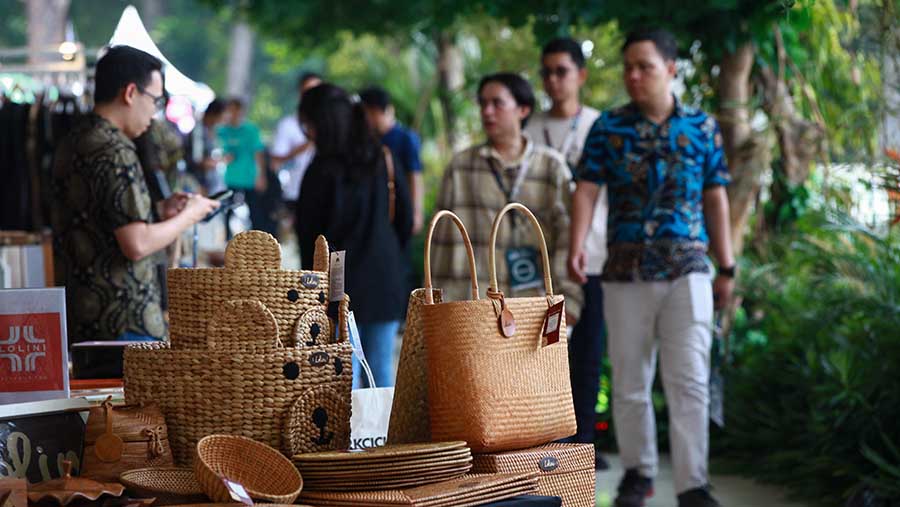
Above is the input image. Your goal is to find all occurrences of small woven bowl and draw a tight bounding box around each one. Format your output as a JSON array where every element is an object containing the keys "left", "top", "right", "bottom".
[
  {"left": 119, "top": 467, "right": 208, "bottom": 506},
  {"left": 193, "top": 435, "right": 303, "bottom": 504}
]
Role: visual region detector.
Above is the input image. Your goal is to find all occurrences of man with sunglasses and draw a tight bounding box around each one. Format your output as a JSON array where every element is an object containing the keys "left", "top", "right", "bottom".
[
  {"left": 51, "top": 46, "right": 219, "bottom": 344},
  {"left": 525, "top": 37, "right": 609, "bottom": 471}
]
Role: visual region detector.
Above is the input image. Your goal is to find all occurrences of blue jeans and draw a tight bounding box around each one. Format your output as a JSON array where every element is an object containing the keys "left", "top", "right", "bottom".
[
  {"left": 567, "top": 275, "right": 606, "bottom": 443},
  {"left": 352, "top": 320, "right": 401, "bottom": 389},
  {"left": 115, "top": 331, "right": 161, "bottom": 342}
]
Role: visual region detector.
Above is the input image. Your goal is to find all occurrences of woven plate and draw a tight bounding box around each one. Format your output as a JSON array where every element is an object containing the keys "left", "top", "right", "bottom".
[
  {"left": 119, "top": 467, "right": 207, "bottom": 506},
  {"left": 293, "top": 443, "right": 468, "bottom": 466},
  {"left": 299, "top": 457, "right": 473, "bottom": 477},
  {"left": 299, "top": 473, "right": 538, "bottom": 507},
  {"left": 294, "top": 450, "right": 471, "bottom": 471},
  {"left": 303, "top": 466, "right": 472, "bottom": 491}
]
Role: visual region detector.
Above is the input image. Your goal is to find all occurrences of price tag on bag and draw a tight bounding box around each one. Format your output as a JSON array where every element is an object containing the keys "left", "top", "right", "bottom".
[
  {"left": 542, "top": 300, "right": 564, "bottom": 347},
  {"left": 329, "top": 251, "right": 346, "bottom": 302}
]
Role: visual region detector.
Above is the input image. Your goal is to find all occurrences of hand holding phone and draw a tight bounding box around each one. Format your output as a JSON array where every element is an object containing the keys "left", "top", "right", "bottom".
[{"left": 200, "top": 190, "right": 234, "bottom": 223}]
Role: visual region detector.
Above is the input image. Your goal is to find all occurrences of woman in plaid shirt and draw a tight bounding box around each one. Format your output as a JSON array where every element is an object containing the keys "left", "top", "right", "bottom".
[{"left": 431, "top": 72, "right": 583, "bottom": 322}]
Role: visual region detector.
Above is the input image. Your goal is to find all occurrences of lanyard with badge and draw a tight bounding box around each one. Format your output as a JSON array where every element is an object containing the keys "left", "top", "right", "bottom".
[
  {"left": 488, "top": 150, "right": 543, "bottom": 292},
  {"left": 542, "top": 106, "right": 582, "bottom": 166}
]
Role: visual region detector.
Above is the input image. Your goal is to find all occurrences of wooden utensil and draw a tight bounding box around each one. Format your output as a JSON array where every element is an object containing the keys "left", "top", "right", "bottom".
[{"left": 95, "top": 399, "right": 124, "bottom": 463}]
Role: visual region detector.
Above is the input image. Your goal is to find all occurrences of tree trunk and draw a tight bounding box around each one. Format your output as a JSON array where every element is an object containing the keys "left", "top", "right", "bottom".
[
  {"left": 757, "top": 64, "right": 825, "bottom": 231},
  {"left": 717, "top": 43, "right": 770, "bottom": 255},
  {"left": 226, "top": 21, "right": 254, "bottom": 99},
  {"left": 26, "top": 0, "right": 70, "bottom": 64},
  {"left": 436, "top": 30, "right": 463, "bottom": 153}
]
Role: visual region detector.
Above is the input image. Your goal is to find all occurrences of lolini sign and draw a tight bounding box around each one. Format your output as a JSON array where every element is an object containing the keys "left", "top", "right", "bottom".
[{"left": 0, "top": 314, "right": 64, "bottom": 393}]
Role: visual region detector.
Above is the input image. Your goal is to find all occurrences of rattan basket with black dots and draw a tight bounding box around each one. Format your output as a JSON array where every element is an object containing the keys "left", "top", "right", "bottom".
[{"left": 124, "top": 231, "right": 353, "bottom": 465}]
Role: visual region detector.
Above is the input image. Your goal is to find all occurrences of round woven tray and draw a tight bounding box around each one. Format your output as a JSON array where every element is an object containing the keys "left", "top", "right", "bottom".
[
  {"left": 119, "top": 467, "right": 208, "bottom": 506},
  {"left": 194, "top": 435, "right": 303, "bottom": 504}
]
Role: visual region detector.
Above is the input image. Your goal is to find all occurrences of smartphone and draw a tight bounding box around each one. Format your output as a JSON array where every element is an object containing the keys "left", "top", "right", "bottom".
[
  {"left": 201, "top": 190, "right": 235, "bottom": 223},
  {"left": 208, "top": 189, "right": 234, "bottom": 202}
]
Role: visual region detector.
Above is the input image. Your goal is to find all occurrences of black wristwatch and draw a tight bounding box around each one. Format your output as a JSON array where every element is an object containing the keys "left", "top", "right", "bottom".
[{"left": 717, "top": 265, "right": 737, "bottom": 278}]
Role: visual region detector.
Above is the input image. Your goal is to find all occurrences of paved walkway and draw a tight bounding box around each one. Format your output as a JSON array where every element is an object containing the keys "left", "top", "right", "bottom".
[{"left": 595, "top": 454, "right": 808, "bottom": 507}]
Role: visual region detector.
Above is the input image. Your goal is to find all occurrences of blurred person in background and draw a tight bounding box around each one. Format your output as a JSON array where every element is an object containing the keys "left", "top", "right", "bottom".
[
  {"left": 272, "top": 72, "right": 323, "bottom": 217},
  {"left": 526, "top": 36, "right": 609, "bottom": 470},
  {"left": 359, "top": 85, "right": 425, "bottom": 235},
  {"left": 186, "top": 98, "right": 227, "bottom": 194},
  {"left": 218, "top": 97, "right": 270, "bottom": 237},
  {"left": 295, "top": 83, "right": 413, "bottom": 389},
  {"left": 431, "top": 72, "right": 583, "bottom": 324}
]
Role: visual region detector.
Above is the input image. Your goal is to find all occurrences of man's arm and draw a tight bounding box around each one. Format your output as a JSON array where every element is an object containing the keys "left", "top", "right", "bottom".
[
  {"left": 114, "top": 194, "right": 219, "bottom": 261},
  {"left": 270, "top": 142, "right": 311, "bottom": 167},
  {"left": 568, "top": 181, "right": 601, "bottom": 285},
  {"left": 254, "top": 150, "right": 267, "bottom": 192},
  {"left": 703, "top": 185, "right": 735, "bottom": 309},
  {"left": 408, "top": 172, "right": 425, "bottom": 235}
]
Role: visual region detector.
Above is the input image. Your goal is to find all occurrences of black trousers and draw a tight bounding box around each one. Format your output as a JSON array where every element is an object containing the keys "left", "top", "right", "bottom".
[{"left": 567, "top": 275, "right": 607, "bottom": 443}]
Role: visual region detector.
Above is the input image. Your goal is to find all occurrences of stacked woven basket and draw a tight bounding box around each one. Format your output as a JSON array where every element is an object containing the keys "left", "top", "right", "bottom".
[{"left": 124, "top": 231, "right": 353, "bottom": 465}]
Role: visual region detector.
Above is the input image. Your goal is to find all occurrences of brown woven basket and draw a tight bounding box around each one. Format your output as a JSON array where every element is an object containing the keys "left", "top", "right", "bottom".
[
  {"left": 124, "top": 232, "right": 352, "bottom": 465},
  {"left": 422, "top": 203, "right": 576, "bottom": 452},
  {"left": 389, "top": 211, "right": 480, "bottom": 445},
  {"left": 194, "top": 435, "right": 303, "bottom": 504},
  {"left": 118, "top": 467, "right": 208, "bottom": 506},
  {"left": 472, "top": 443, "right": 595, "bottom": 507}
]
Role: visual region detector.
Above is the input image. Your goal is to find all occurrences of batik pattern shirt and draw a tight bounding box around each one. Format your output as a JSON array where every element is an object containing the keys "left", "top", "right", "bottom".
[
  {"left": 577, "top": 99, "right": 730, "bottom": 281},
  {"left": 51, "top": 113, "right": 165, "bottom": 342}
]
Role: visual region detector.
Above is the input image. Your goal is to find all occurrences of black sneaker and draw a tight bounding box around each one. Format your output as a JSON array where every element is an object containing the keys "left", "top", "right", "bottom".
[
  {"left": 595, "top": 449, "right": 610, "bottom": 470},
  {"left": 614, "top": 468, "right": 654, "bottom": 507},
  {"left": 677, "top": 486, "right": 721, "bottom": 507}
]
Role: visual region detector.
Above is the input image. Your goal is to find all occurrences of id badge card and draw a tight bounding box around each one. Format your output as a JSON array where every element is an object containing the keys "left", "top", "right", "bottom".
[{"left": 506, "top": 246, "right": 542, "bottom": 291}]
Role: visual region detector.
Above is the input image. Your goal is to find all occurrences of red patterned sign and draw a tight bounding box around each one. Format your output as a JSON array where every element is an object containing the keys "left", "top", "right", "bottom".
[{"left": 0, "top": 313, "right": 64, "bottom": 393}]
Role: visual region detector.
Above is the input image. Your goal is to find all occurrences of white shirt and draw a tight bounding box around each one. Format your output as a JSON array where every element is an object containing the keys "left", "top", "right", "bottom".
[
  {"left": 526, "top": 106, "right": 608, "bottom": 275},
  {"left": 272, "top": 115, "right": 316, "bottom": 201}
]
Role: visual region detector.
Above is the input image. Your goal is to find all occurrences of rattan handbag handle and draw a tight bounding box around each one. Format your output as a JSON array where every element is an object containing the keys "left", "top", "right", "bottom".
[
  {"left": 488, "top": 202, "right": 554, "bottom": 296},
  {"left": 423, "top": 210, "right": 479, "bottom": 304}
]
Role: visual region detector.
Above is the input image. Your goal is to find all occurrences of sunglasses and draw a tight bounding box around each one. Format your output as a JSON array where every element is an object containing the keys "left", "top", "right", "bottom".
[{"left": 539, "top": 66, "right": 572, "bottom": 79}]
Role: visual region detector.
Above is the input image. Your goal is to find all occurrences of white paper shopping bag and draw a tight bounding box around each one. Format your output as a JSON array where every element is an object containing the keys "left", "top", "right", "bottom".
[{"left": 347, "top": 311, "right": 394, "bottom": 451}]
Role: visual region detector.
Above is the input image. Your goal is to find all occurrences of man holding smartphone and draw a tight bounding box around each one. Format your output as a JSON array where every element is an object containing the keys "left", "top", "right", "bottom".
[{"left": 52, "top": 46, "right": 219, "bottom": 343}]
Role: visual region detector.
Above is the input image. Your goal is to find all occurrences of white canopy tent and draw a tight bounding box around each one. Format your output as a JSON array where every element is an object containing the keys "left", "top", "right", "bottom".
[{"left": 107, "top": 5, "right": 215, "bottom": 110}]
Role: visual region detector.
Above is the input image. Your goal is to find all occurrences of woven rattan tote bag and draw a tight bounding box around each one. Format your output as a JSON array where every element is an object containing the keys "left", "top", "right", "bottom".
[
  {"left": 387, "top": 210, "right": 479, "bottom": 444},
  {"left": 124, "top": 231, "right": 352, "bottom": 465},
  {"left": 422, "top": 203, "right": 576, "bottom": 452}
]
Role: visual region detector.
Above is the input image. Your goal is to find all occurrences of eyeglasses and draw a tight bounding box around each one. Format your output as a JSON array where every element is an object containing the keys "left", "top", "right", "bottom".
[
  {"left": 540, "top": 66, "right": 572, "bottom": 79},
  {"left": 138, "top": 87, "right": 167, "bottom": 111}
]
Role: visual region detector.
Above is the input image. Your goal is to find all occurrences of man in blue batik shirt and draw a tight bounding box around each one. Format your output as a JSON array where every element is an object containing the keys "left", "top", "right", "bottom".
[{"left": 569, "top": 28, "right": 735, "bottom": 507}]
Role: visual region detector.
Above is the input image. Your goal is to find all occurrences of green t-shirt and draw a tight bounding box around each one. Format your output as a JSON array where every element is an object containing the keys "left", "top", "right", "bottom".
[{"left": 218, "top": 122, "right": 264, "bottom": 189}]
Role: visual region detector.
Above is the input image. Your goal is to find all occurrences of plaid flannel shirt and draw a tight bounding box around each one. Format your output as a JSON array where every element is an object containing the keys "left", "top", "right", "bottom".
[{"left": 431, "top": 136, "right": 583, "bottom": 320}]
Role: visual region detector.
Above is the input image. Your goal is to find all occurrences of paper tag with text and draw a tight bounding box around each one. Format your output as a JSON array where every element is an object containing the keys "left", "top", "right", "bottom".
[
  {"left": 329, "top": 251, "right": 346, "bottom": 303},
  {"left": 542, "top": 300, "right": 565, "bottom": 347},
  {"left": 220, "top": 475, "right": 253, "bottom": 505}
]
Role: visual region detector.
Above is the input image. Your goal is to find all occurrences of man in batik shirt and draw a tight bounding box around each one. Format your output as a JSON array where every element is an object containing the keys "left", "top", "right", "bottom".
[
  {"left": 570, "top": 28, "right": 735, "bottom": 507},
  {"left": 52, "top": 46, "right": 218, "bottom": 343}
]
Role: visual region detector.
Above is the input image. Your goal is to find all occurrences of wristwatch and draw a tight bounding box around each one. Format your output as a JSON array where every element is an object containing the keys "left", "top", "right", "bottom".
[{"left": 717, "top": 265, "right": 737, "bottom": 278}]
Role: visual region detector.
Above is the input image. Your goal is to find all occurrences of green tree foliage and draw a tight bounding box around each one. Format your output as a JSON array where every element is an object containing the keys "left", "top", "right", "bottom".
[{"left": 720, "top": 209, "right": 900, "bottom": 505}]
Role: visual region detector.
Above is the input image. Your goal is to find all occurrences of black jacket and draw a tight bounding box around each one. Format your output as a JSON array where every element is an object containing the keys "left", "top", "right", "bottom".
[{"left": 296, "top": 151, "right": 413, "bottom": 324}]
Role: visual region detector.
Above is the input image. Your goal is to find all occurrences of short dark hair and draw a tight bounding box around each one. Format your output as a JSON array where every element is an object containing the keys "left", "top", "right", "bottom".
[
  {"left": 541, "top": 37, "right": 585, "bottom": 68},
  {"left": 622, "top": 27, "right": 678, "bottom": 61},
  {"left": 477, "top": 72, "right": 536, "bottom": 127},
  {"left": 94, "top": 45, "right": 163, "bottom": 104},
  {"left": 298, "top": 71, "right": 322, "bottom": 88},
  {"left": 358, "top": 86, "right": 392, "bottom": 112},
  {"left": 204, "top": 98, "right": 226, "bottom": 118},
  {"left": 299, "top": 83, "right": 379, "bottom": 167},
  {"left": 227, "top": 97, "right": 245, "bottom": 110}
]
